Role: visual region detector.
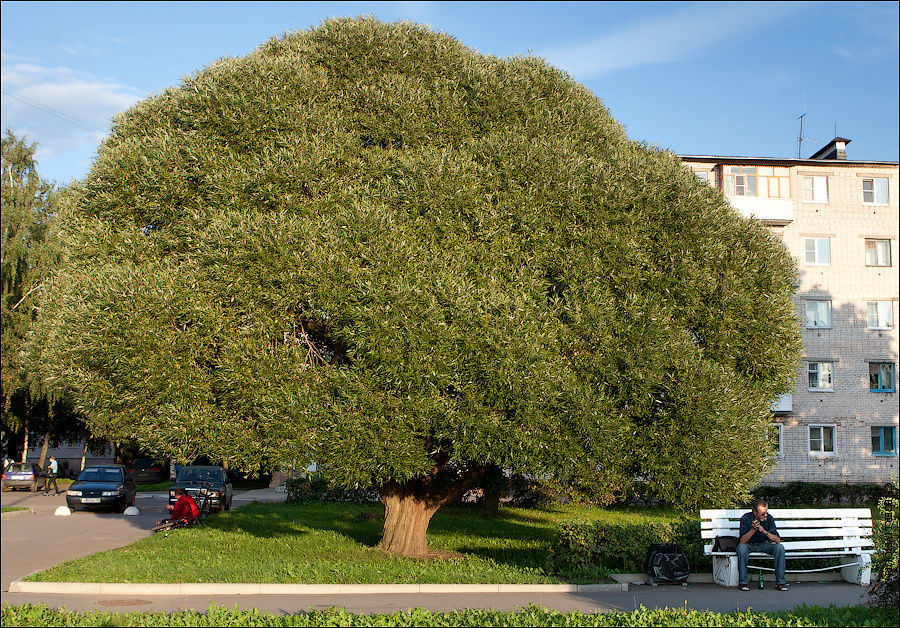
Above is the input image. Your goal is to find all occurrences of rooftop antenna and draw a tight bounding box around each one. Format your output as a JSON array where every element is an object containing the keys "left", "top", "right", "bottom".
[{"left": 797, "top": 91, "right": 806, "bottom": 158}]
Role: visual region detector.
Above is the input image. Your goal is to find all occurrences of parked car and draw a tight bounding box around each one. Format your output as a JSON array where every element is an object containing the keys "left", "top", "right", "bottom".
[
  {"left": 1, "top": 463, "right": 45, "bottom": 492},
  {"left": 169, "top": 465, "right": 233, "bottom": 512},
  {"left": 66, "top": 464, "right": 136, "bottom": 512},
  {"left": 128, "top": 458, "right": 165, "bottom": 483}
]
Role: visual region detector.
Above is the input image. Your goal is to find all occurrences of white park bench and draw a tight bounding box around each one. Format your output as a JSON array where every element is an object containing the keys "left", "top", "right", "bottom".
[{"left": 700, "top": 508, "right": 873, "bottom": 587}]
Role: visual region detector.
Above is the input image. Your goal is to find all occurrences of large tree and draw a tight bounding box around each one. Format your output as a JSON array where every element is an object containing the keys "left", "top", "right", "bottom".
[
  {"left": 32, "top": 18, "right": 801, "bottom": 555},
  {"left": 1, "top": 130, "right": 70, "bottom": 462}
]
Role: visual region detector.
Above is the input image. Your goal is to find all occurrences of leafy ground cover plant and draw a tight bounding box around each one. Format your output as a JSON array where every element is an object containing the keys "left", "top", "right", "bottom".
[
  {"left": 2, "top": 603, "right": 897, "bottom": 627},
  {"left": 1, "top": 506, "right": 28, "bottom": 513}
]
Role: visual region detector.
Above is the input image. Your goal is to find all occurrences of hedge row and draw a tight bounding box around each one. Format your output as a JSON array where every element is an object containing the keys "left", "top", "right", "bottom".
[
  {"left": 2, "top": 603, "right": 896, "bottom": 627},
  {"left": 752, "top": 482, "right": 897, "bottom": 506}
]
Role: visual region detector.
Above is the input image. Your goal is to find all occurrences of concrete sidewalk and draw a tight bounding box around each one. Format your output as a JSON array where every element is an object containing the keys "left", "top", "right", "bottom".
[{"left": 0, "top": 582, "right": 870, "bottom": 614}]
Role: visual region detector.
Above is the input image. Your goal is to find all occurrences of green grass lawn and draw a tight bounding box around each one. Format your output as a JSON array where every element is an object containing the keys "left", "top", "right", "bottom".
[
  {"left": 29, "top": 501, "right": 678, "bottom": 584},
  {"left": 1, "top": 506, "right": 28, "bottom": 513}
]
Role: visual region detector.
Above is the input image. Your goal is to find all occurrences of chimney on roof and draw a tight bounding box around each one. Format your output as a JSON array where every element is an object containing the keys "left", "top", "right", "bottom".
[{"left": 809, "top": 137, "right": 851, "bottom": 160}]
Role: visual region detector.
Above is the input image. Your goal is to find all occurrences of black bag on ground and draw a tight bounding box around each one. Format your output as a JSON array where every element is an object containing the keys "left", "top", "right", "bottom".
[
  {"left": 645, "top": 542, "right": 690, "bottom": 584},
  {"left": 713, "top": 536, "right": 739, "bottom": 552}
]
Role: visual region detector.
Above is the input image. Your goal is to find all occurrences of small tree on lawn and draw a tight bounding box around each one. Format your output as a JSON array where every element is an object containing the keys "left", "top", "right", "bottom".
[{"left": 31, "top": 18, "right": 802, "bottom": 556}]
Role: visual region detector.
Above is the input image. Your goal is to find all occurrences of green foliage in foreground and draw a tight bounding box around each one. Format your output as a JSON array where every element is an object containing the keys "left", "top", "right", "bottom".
[
  {"left": 29, "top": 502, "right": 676, "bottom": 584},
  {"left": 2, "top": 603, "right": 897, "bottom": 627}
]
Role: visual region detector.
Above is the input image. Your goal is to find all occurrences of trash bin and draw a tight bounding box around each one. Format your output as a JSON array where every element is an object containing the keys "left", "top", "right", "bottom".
[{"left": 645, "top": 542, "right": 690, "bottom": 586}]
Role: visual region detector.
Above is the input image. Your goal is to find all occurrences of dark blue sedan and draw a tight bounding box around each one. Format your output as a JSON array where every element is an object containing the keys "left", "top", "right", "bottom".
[{"left": 66, "top": 464, "right": 137, "bottom": 512}]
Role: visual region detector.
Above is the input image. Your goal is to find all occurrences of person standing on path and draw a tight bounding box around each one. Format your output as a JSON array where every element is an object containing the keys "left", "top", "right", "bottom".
[{"left": 43, "top": 456, "right": 59, "bottom": 496}]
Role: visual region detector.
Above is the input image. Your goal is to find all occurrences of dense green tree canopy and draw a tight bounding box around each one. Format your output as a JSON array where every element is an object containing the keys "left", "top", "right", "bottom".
[{"left": 33, "top": 19, "right": 801, "bottom": 517}]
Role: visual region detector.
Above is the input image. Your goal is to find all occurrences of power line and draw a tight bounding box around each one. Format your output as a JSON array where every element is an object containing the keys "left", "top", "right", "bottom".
[{"left": 1, "top": 90, "right": 106, "bottom": 134}]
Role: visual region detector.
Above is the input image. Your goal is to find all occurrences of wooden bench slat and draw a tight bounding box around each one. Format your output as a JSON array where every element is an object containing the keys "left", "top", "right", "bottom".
[
  {"left": 706, "top": 549, "right": 873, "bottom": 558},
  {"left": 701, "top": 508, "right": 871, "bottom": 518},
  {"left": 701, "top": 527, "right": 871, "bottom": 539},
  {"left": 702, "top": 519, "right": 870, "bottom": 529}
]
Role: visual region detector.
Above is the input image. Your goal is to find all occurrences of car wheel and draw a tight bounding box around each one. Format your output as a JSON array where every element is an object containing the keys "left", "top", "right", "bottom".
[{"left": 116, "top": 498, "right": 127, "bottom": 513}]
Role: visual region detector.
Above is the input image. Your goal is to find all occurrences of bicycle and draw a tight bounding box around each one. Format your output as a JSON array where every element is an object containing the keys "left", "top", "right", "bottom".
[{"left": 151, "top": 482, "right": 214, "bottom": 537}]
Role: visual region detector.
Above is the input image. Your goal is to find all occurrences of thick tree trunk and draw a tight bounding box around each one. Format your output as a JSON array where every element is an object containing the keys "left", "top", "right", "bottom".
[
  {"left": 379, "top": 488, "right": 438, "bottom": 556},
  {"left": 37, "top": 429, "right": 51, "bottom": 470},
  {"left": 80, "top": 441, "right": 88, "bottom": 471},
  {"left": 378, "top": 459, "right": 489, "bottom": 557}
]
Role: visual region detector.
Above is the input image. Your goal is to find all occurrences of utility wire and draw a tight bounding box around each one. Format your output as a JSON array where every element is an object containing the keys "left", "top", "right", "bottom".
[{"left": 1, "top": 90, "right": 105, "bottom": 133}]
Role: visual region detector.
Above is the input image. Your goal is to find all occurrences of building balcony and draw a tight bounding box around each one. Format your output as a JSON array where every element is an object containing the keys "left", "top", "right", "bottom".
[
  {"left": 726, "top": 196, "right": 793, "bottom": 225},
  {"left": 770, "top": 393, "right": 792, "bottom": 413}
]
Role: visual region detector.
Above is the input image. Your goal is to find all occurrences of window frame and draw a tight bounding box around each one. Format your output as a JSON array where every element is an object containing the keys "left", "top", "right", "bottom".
[
  {"left": 802, "top": 176, "right": 829, "bottom": 203},
  {"left": 862, "top": 178, "right": 889, "bottom": 205},
  {"left": 805, "top": 300, "right": 833, "bottom": 329},
  {"left": 768, "top": 423, "right": 783, "bottom": 458},
  {"left": 871, "top": 426, "right": 897, "bottom": 456},
  {"left": 865, "top": 239, "right": 892, "bottom": 267},
  {"left": 808, "top": 361, "right": 834, "bottom": 391},
  {"left": 869, "top": 362, "right": 896, "bottom": 393},
  {"left": 808, "top": 424, "right": 836, "bottom": 456},
  {"left": 804, "top": 237, "right": 831, "bottom": 266},
  {"left": 867, "top": 301, "right": 894, "bottom": 330}
]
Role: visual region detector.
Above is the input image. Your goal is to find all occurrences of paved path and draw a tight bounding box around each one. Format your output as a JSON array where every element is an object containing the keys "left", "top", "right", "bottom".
[
  {"left": 0, "top": 583, "right": 870, "bottom": 614},
  {"left": 0, "top": 489, "right": 872, "bottom": 615},
  {"left": 0, "top": 487, "right": 285, "bottom": 591}
]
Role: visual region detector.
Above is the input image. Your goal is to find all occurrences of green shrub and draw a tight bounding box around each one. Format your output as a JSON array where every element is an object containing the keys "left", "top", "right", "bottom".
[
  {"left": 284, "top": 476, "right": 380, "bottom": 504},
  {"left": 546, "top": 520, "right": 679, "bottom": 575},
  {"left": 2, "top": 602, "right": 897, "bottom": 627},
  {"left": 869, "top": 483, "right": 899, "bottom": 608},
  {"left": 752, "top": 482, "right": 889, "bottom": 506}
]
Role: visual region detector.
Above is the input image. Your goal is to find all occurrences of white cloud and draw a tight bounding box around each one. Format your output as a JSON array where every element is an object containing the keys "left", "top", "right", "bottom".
[
  {"left": 541, "top": 2, "right": 796, "bottom": 78},
  {"left": 1, "top": 51, "right": 144, "bottom": 182}
]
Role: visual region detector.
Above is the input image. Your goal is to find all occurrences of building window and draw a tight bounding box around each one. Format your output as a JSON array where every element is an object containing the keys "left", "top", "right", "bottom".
[
  {"left": 803, "top": 176, "right": 828, "bottom": 203},
  {"left": 695, "top": 171, "right": 709, "bottom": 184},
  {"left": 872, "top": 426, "right": 897, "bottom": 456},
  {"left": 862, "top": 178, "right": 889, "bottom": 205},
  {"left": 723, "top": 166, "right": 789, "bottom": 198},
  {"left": 867, "top": 301, "right": 894, "bottom": 330},
  {"left": 869, "top": 362, "right": 896, "bottom": 392},
  {"left": 809, "top": 425, "right": 836, "bottom": 455},
  {"left": 805, "top": 300, "right": 832, "bottom": 328},
  {"left": 808, "top": 361, "right": 834, "bottom": 390},
  {"left": 804, "top": 237, "right": 831, "bottom": 265},
  {"left": 865, "top": 239, "right": 891, "bottom": 266},
  {"left": 768, "top": 423, "right": 783, "bottom": 457}
]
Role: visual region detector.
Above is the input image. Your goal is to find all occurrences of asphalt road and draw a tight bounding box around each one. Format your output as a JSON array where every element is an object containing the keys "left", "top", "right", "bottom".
[{"left": 0, "top": 490, "right": 873, "bottom": 615}]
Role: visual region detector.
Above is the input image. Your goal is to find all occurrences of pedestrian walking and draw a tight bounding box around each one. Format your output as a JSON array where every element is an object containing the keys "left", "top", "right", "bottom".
[{"left": 43, "top": 456, "right": 59, "bottom": 496}]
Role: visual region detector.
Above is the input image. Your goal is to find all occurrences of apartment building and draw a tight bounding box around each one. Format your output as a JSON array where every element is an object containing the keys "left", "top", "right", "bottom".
[{"left": 681, "top": 138, "right": 899, "bottom": 484}]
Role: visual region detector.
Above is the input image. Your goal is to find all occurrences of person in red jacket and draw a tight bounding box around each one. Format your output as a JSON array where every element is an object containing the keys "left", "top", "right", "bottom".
[{"left": 166, "top": 487, "right": 199, "bottom": 521}]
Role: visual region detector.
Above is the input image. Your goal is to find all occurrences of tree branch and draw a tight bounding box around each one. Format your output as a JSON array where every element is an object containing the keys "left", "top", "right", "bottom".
[{"left": 11, "top": 281, "right": 42, "bottom": 310}]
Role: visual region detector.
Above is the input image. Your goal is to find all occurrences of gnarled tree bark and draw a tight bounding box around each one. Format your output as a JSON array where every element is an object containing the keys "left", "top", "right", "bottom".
[{"left": 379, "top": 455, "right": 488, "bottom": 557}]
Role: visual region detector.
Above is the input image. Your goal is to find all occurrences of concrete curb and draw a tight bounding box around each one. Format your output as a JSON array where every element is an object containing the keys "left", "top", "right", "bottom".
[
  {"left": 8, "top": 581, "right": 629, "bottom": 595},
  {"left": 1, "top": 508, "right": 34, "bottom": 519}
]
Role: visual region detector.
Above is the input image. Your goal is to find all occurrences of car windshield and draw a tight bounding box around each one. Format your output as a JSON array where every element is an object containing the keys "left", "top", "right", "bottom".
[
  {"left": 177, "top": 468, "right": 223, "bottom": 484},
  {"left": 78, "top": 468, "right": 123, "bottom": 483},
  {"left": 6, "top": 463, "right": 32, "bottom": 472}
]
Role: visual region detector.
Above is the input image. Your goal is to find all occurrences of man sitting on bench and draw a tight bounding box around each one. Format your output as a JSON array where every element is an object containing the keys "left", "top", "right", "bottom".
[
  {"left": 166, "top": 487, "right": 199, "bottom": 522},
  {"left": 738, "top": 499, "right": 788, "bottom": 591}
]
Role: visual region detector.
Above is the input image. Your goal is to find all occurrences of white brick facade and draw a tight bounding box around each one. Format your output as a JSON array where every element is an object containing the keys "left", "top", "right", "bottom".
[{"left": 682, "top": 143, "right": 898, "bottom": 484}]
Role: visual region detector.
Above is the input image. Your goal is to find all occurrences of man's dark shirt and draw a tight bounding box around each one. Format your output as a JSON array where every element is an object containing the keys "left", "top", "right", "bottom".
[{"left": 739, "top": 511, "right": 779, "bottom": 544}]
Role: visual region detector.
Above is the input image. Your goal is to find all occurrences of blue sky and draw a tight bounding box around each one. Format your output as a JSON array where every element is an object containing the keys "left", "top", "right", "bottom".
[{"left": 2, "top": 1, "right": 898, "bottom": 185}]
